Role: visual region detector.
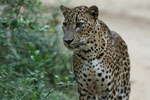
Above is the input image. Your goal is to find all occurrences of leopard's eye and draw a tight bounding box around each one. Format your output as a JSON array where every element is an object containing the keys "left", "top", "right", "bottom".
[
  {"left": 76, "top": 22, "right": 83, "bottom": 28},
  {"left": 63, "top": 22, "right": 67, "bottom": 27}
]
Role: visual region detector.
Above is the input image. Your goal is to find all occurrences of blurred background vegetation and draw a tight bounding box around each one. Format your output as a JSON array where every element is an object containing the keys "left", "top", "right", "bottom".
[{"left": 0, "top": 0, "right": 78, "bottom": 100}]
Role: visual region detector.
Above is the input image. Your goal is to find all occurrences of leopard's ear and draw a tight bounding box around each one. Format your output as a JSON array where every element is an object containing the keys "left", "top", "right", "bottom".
[
  {"left": 87, "top": 5, "right": 99, "bottom": 19},
  {"left": 60, "top": 5, "right": 70, "bottom": 16}
]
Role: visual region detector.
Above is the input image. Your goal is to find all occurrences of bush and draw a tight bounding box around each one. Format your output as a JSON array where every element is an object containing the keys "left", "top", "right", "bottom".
[{"left": 0, "top": 0, "right": 76, "bottom": 99}]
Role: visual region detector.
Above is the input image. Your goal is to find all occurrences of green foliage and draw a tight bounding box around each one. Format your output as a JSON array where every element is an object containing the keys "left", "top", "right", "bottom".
[{"left": 0, "top": 0, "right": 77, "bottom": 99}]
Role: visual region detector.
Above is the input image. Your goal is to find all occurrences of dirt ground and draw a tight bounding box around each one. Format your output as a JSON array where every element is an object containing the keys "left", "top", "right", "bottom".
[{"left": 42, "top": 1, "right": 150, "bottom": 100}]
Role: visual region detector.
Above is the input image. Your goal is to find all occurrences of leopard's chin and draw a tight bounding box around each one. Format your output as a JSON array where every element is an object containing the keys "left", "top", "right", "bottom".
[{"left": 63, "top": 42, "right": 75, "bottom": 51}]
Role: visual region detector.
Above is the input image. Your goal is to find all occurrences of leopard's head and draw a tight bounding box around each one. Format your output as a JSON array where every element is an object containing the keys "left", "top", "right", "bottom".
[{"left": 60, "top": 5, "right": 99, "bottom": 51}]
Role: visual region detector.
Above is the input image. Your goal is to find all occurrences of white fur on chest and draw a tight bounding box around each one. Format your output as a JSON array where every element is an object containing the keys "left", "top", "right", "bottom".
[
  {"left": 83, "top": 59, "right": 101, "bottom": 72},
  {"left": 78, "top": 59, "right": 110, "bottom": 94},
  {"left": 82, "top": 59, "right": 111, "bottom": 84}
]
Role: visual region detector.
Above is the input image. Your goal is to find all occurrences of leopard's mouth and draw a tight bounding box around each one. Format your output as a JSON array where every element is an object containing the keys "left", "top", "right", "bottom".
[
  {"left": 75, "top": 42, "right": 86, "bottom": 48},
  {"left": 64, "top": 41, "right": 86, "bottom": 50}
]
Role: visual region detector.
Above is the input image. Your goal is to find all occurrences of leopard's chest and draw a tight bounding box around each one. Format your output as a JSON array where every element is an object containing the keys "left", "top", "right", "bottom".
[{"left": 73, "top": 59, "right": 112, "bottom": 93}]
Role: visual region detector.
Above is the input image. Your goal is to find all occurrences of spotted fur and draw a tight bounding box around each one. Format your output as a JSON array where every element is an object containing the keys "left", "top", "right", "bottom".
[{"left": 60, "top": 5, "right": 131, "bottom": 100}]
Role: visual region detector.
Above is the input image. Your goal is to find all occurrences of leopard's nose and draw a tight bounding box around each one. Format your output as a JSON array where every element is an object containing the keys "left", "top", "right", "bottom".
[{"left": 64, "top": 39, "right": 73, "bottom": 44}]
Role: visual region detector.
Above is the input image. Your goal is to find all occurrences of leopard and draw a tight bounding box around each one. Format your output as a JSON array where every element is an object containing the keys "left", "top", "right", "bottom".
[{"left": 60, "top": 5, "right": 131, "bottom": 100}]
